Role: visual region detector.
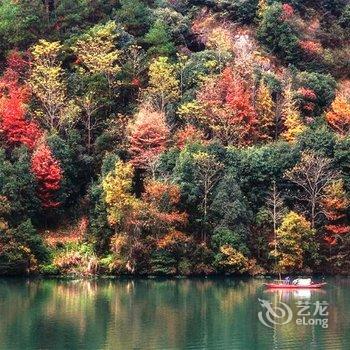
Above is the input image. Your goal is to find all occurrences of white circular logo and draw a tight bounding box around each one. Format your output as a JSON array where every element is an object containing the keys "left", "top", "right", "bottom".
[{"left": 258, "top": 298, "right": 293, "bottom": 328}]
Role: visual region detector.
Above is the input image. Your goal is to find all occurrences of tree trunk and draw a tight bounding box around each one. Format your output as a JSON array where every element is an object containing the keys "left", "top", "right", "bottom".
[
  {"left": 87, "top": 112, "right": 92, "bottom": 153},
  {"left": 311, "top": 200, "right": 316, "bottom": 229},
  {"left": 203, "top": 186, "right": 208, "bottom": 242}
]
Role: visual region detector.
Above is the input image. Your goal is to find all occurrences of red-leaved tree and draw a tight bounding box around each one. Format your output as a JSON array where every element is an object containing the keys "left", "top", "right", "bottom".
[
  {"left": 0, "top": 51, "right": 42, "bottom": 149},
  {"left": 1, "top": 51, "right": 63, "bottom": 209},
  {"left": 175, "top": 125, "right": 206, "bottom": 149},
  {"left": 0, "top": 86, "right": 42, "bottom": 149},
  {"left": 31, "top": 143, "right": 63, "bottom": 208},
  {"left": 1, "top": 50, "right": 29, "bottom": 86},
  {"left": 297, "top": 87, "right": 317, "bottom": 116},
  {"left": 196, "top": 67, "right": 257, "bottom": 146}
]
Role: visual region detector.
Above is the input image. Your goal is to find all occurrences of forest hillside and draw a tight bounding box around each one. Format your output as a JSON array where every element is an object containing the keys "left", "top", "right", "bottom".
[{"left": 0, "top": 0, "right": 350, "bottom": 276}]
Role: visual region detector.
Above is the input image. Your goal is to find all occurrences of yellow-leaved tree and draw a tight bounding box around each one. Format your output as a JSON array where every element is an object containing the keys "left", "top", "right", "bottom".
[
  {"left": 216, "top": 245, "right": 250, "bottom": 274},
  {"left": 281, "top": 84, "right": 305, "bottom": 142},
  {"left": 102, "top": 159, "right": 139, "bottom": 228},
  {"left": 72, "top": 21, "right": 121, "bottom": 90},
  {"left": 257, "top": 0, "right": 268, "bottom": 18},
  {"left": 256, "top": 80, "right": 275, "bottom": 140},
  {"left": 271, "top": 211, "right": 317, "bottom": 273},
  {"left": 30, "top": 40, "right": 80, "bottom": 131},
  {"left": 145, "top": 56, "right": 180, "bottom": 111},
  {"left": 206, "top": 26, "right": 233, "bottom": 69}
]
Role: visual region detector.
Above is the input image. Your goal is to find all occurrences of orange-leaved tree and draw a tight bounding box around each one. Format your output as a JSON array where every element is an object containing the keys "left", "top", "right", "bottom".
[
  {"left": 326, "top": 94, "right": 350, "bottom": 136},
  {"left": 142, "top": 180, "right": 188, "bottom": 236},
  {"left": 175, "top": 125, "right": 206, "bottom": 149},
  {"left": 129, "top": 104, "right": 169, "bottom": 176},
  {"left": 321, "top": 179, "right": 350, "bottom": 269},
  {"left": 321, "top": 179, "right": 350, "bottom": 240}
]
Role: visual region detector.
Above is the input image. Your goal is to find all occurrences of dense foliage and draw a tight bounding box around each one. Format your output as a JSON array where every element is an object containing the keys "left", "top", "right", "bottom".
[{"left": 0, "top": 0, "right": 349, "bottom": 276}]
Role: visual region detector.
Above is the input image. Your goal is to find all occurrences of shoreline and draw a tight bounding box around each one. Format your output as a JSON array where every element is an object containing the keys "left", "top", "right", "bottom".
[{"left": 0, "top": 273, "right": 349, "bottom": 279}]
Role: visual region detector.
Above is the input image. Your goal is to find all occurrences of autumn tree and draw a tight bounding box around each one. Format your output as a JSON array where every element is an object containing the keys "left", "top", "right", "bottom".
[
  {"left": 321, "top": 179, "right": 350, "bottom": 269},
  {"left": 322, "top": 179, "right": 350, "bottom": 238},
  {"left": 231, "top": 31, "right": 257, "bottom": 80},
  {"left": 193, "top": 152, "right": 224, "bottom": 241},
  {"left": 145, "top": 56, "right": 180, "bottom": 111},
  {"left": 206, "top": 26, "right": 233, "bottom": 69},
  {"left": 76, "top": 92, "right": 100, "bottom": 152},
  {"left": 156, "top": 230, "right": 190, "bottom": 275},
  {"left": 102, "top": 159, "right": 148, "bottom": 273},
  {"left": 255, "top": 80, "right": 275, "bottom": 140},
  {"left": 266, "top": 181, "right": 285, "bottom": 252},
  {"left": 0, "top": 51, "right": 42, "bottom": 149},
  {"left": 257, "top": 0, "right": 268, "bottom": 18},
  {"left": 271, "top": 211, "right": 317, "bottom": 273},
  {"left": 299, "top": 40, "right": 323, "bottom": 61},
  {"left": 1, "top": 50, "right": 30, "bottom": 86},
  {"left": 207, "top": 26, "right": 233, "bottom": 54},
  {"left": 72, "top": 21, "right": 121, "bottom": 90},
  {"left": 214, "top": 245, "right": 251, "bottom": 274},
  {"left": 188, "top": 67, "right": 257, "bottom": 146},
  {"left": 296, "top": 87, "right": 317, "bottom": 116},
  {"left": 102, "top": 159, "right": 139, "bottom": 228},
  {"left": 129, "top": 104, "right": 169, "bottom": 176},
  {"left": 0, "top": 83, "right": 42, "bottom": 150},
  {"left": 72, "top": 22, "right": 122, "bottom": 149},
  {"left": 281, "top": 84, "right": 305, "bottom": 142},
  {"left": 175, "top": 125, "right": 206, "bottom": 149},
  {"left": 326, "top": 94, "right": 350, "bottom": 136},
  {"left": 31, "top": 143, "right": 62, "bottom": 208},
  {"left": 142, "top": 180, "right": 188, "bottom": 236},
  {"left": 30, "top": 40, "right": 79, "bottom": 130},
  {"left": 285, "top": 151, "right": 339, "bottom": 228}
]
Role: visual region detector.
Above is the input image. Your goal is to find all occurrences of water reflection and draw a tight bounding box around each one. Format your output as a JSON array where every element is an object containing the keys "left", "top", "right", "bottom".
[
  {"left": 265, "top": 288, "right": 327, "bottom": 299},
  {"left": 0, "top": 277, "right": 348, "bottom": 350}
]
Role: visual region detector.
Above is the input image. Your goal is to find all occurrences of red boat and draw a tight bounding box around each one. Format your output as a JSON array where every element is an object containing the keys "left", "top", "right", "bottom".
[{"left": 265, "top": 282, "right": 327, "bottom": 289}]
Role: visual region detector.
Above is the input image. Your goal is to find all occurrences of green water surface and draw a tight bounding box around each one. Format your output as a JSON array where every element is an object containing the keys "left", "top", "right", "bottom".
[{"left": 0, "top": 277, "right": 349, "bottom": 350}]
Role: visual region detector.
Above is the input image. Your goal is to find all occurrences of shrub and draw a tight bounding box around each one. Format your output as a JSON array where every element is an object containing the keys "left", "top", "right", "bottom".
[
  {"left": 257, "top": 2, "right": 300, "bottom": 63},
  {"left": 52, "top": 243, "right": 99, "bottom": 276},
  {"left": 0, "top": 220, "right": 48, "bottom": 274},
  {"left": 296, "top": 71, "right": 337, "bottom": 115}
]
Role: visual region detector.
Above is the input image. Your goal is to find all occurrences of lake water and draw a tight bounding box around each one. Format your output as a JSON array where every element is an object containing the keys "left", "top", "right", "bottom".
[{"left": 0, "top": 277, "right": 349, "bottom": 350}]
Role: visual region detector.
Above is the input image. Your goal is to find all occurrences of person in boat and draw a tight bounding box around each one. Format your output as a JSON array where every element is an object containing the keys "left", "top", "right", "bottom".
[{"left": 284, "top": 276, "right": 291, "bottom": 284}]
